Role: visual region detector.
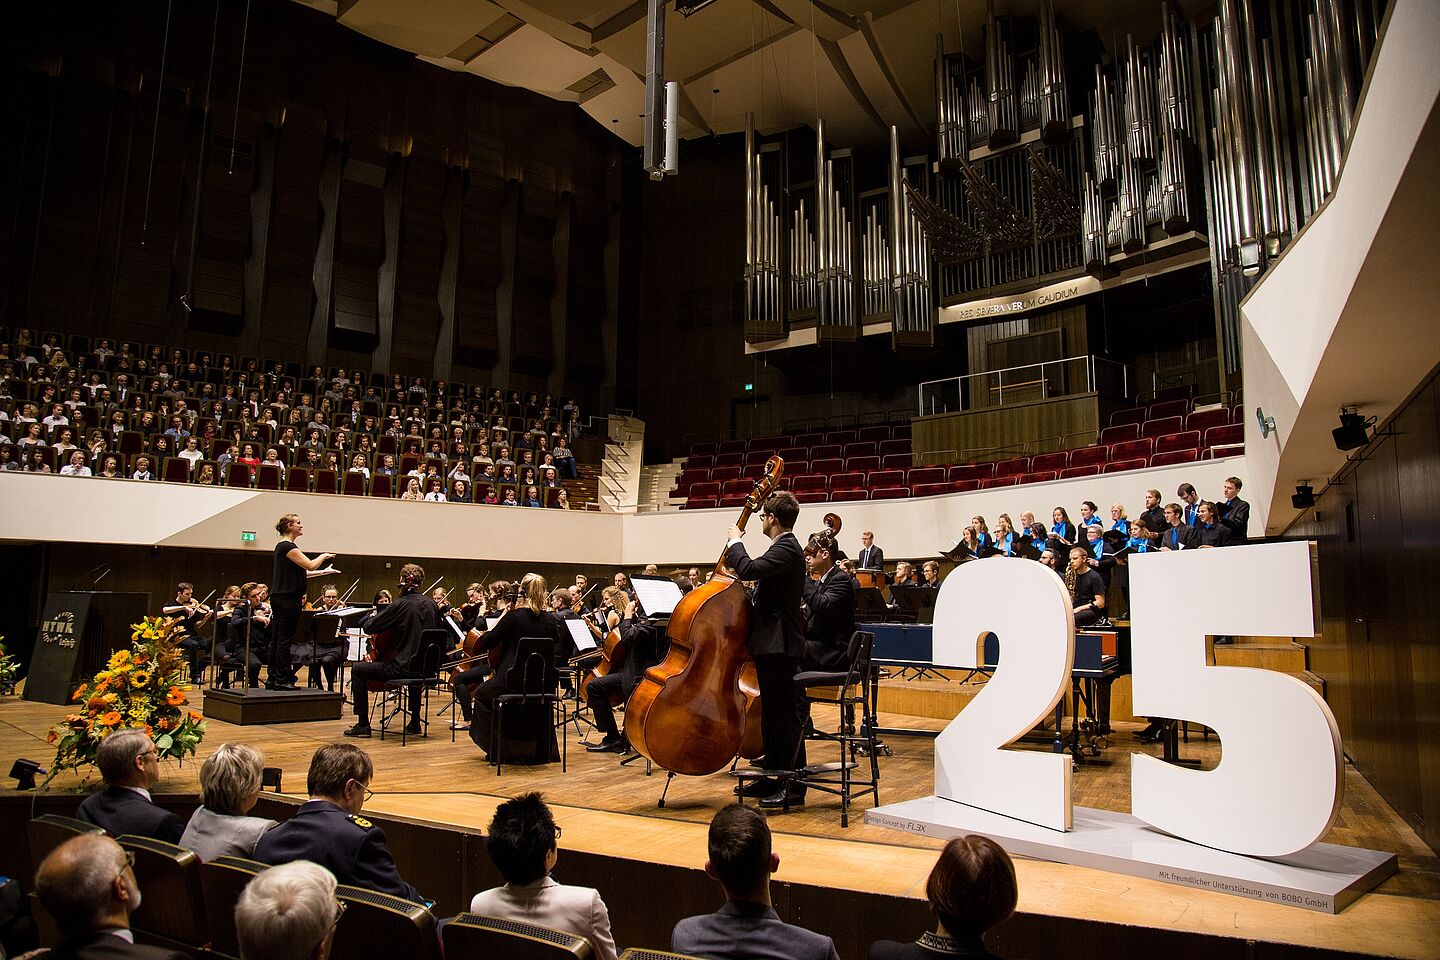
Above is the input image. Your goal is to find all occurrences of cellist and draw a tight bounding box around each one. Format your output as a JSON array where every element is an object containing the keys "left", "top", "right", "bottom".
[
  {"left": 343, "top": 564, "right": 440, "bottom": 739},
  {"left": 585, "top": 596, "right": 666, "bottom": 755},
  {"left": 723, "top": 490, "right": 807, "bottom": 810}
]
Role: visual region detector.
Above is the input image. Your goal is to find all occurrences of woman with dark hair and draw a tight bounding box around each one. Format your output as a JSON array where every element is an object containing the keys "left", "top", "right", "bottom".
[
  {"left": 869, "top": 835, "right": 1016, "bottom": 959},
  {"left": 1048, "top": 506, "right": 1077, "bottom": 555},
  {"left": 468, "top": 793, "right": 617, "bottom": 960},
  {"left": 0, "top": 445, "right": 22, "bottom": 471}
]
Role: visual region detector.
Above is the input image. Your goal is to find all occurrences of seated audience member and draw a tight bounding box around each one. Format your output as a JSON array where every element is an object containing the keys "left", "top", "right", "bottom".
[
  {"left": 24, "top": 447, "right": 52, "bottom": 473},
  {"left": 179, "top": 744, "right": 277, "bottom": 861},
  {"left": 34, "top": 833, "right": 189, "bottom": 960},
  {"left": 235, "top": 861, "right": 339, "bottom": 960},
  {"left": 61, "top": 449, "right": 92, "bottom": 476},
  {"left": 254, "top": 744, "right": 424, "bottom": 903},
  {"left": 130, "top": 456, "right": 154, "bottom": 481},
  {"left": 77, "top": 728, "right": 185, "bottom": 843},
  {"left": 673, "top": 805, "right": 839, "bottom": 960},
  {"left": 470, "top": 793, "right": 617, "bottom": 960},
  {"left": 868, "top": 835, "right": 1016, "bottom": 960}
]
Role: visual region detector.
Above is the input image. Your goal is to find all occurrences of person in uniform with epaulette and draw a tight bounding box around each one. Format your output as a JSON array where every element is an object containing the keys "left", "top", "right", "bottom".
[{"left": 254, "top": 743, "right": 425, "bottom": 904}]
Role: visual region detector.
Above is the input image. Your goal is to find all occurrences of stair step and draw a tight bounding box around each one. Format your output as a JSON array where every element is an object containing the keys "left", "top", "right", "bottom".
[{"left": 1214, "top": 642, "right": 1308, "bottom": 672}]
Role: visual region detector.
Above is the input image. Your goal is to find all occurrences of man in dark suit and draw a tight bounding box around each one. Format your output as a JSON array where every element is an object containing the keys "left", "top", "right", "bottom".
[
  {"left": 724, "top": 490, "right": 807, "bottom": 809},
  {"left": 1177, "top": 482, "right": 1202, "bottom": 526},
  {"left": 1160, "top": 502, "right": 1200, "bottom": 551},
  {"left": 1216, "top": 476, "right": 1251, "bottom": 542},
  {"left": 254, "top": 743, "right": 425, "bottom": 904},
  {"left": 672, "top": 804, "right": 839, "bottom": 960},
  {"left": 77, "top": 729, "right": 185, "bottom": 844},
  {"left": 856, "top": 531, "right": 884, "bottom": 572},
  {"left": 34, "top": 833, "right": 189, "bottom": 960},
  {"left": 1139, "top": 488, "right": 1167, "bottom": 536},
  {"left": 802, "top": 533, "right": 854, "bottom": 671}
]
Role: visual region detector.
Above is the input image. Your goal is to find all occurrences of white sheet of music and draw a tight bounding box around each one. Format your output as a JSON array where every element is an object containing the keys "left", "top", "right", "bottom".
[
  {"left": 565, "top": 619, "right": 597, "bottom": 652},
  {"left": 630, "top": 576, "right": 683, "bottom": 617}
]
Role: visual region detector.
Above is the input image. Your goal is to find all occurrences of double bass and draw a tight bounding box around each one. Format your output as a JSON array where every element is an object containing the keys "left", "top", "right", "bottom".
[{"left": 624, "top": 457, "right": 784, "bottom": 776}]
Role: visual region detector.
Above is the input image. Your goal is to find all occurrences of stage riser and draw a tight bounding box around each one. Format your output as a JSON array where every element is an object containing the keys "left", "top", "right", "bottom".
[{"left": 201, "top": 689, "right": 345, "bottom": 725}]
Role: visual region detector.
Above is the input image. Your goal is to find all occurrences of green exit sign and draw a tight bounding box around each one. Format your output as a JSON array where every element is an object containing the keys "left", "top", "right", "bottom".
[
  {"left": 743, "top": 383, "right": 754, "bottom": 392},
  {"left": 241, "top": 531, "right": 257, "bottom": 543}
]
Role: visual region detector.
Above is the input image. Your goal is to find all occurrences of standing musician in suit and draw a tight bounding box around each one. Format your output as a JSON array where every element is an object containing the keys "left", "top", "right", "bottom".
[
  {"left": 802, "top": 531, "right": 855, "bottom": 671},
  {"left": 344, "top": 563, "right": 440, "bottom": 738},
  {"left": 856, "top": 531, "right": 884, "bottom": 572},
  {"left": 586, "top": 597, "right": 666, "bottom": 754},
  {"left": 270, "top": 513, "right": 339, "bottom": 691},
  {"left": 1216, "top": 476, "right": 1250, "bottom": 543},
  {"left": 1177, "top": 482, "right": 1202, "bottom": 526},
  {"left": 1160, "top": 503, "right": 1199, "bottom": 551},
  {"left": 725, "top": 491, "right": 807, "bottom": 810}
]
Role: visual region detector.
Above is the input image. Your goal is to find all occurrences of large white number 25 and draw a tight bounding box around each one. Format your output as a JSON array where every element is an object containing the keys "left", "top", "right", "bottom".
[{"left": 932, "top": 540, "right": 1344, "bottom": 858}]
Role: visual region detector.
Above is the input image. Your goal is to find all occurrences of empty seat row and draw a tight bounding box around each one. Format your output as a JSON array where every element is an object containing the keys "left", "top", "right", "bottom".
[{"left": 686, "top": 424, "right": 911, "bottom": 460}]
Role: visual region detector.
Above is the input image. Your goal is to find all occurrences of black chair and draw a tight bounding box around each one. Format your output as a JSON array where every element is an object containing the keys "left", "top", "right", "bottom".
[
  {"left": 117, "top": 835, "right": 208, "bottom": 952},
  {"left": 493, "top": 636, "right": 564, "bottom": 775},
  {"left": 332, "top": 885, "right": 438, "bottom": 960},
  {"left": 200, "top": 855, "right": 268, "bottom": 959},
  {"left": 442, "top": 914, "right": 592, "bottom": 960},
  {"left": 618, "top": 951, "right": 706, "bottom": 960},
  {"left": 28, "top": 814, "right": 103, "bottom": 868},
  {"left": 378, "top": 628, "right": 450, "bottom": 745},
  {"left": 789, "top": 630, "right": 882, "bottom": 827}
]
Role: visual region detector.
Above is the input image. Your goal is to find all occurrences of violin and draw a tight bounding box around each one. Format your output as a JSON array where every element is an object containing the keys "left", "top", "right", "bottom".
[{"left": 624, "top": 456, "right": 784, "bottom": 776}]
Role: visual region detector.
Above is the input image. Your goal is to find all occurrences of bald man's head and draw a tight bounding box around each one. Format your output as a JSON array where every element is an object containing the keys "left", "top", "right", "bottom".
[{"left": 35, "top": 833, "right": 141, "bottom": 933}]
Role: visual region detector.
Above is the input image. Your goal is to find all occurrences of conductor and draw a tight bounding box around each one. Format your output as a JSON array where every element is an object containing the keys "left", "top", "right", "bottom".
[{"left": 724, "top": 490, "right": 807, "bottom": 810}]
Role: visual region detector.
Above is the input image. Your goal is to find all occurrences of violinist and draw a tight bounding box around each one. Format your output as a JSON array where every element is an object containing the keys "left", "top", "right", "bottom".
[
  {"left": 344, "top": 563, "right": 440, "bottom": 739},
  {"left": 271, "top": 513, "right": 339, "bottom": 692},
  {"left": 359, "top": 589, "right": 392, "bottom": 630},
  {"left": 431, "top": 586, "right": 452, "bottom": 618},
  {"left": 163, "top": 582, "right": 213, "bottom": 683},
  {"left": 303, "top": 584, "right": 345, "bottom": 691},
  {"left": 451, "top": 582, "right": 486, "bottom": 632},
  {"left": 449, "top": 581, "right": 510, "bottom": 731},
  {"left": 467, "top": 574, "right": 563, "bottom": 764},
  {"left": 223, "top": 582, "right": 268, "bottom": 688},
  {"left": 725, "top": 490, "right": 807, "bottom": 810},
  {"left": 585, "top": 597, "right": 666, "bottom": 754}
]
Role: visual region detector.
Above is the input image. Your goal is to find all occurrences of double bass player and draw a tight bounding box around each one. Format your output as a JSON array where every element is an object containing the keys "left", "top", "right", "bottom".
[{"left": 724, "top": 490, "right": 808, "bottom": 810}]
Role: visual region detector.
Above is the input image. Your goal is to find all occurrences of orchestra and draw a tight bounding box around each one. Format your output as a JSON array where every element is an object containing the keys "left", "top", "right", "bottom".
[{"left": 139, "top": 477, "right": 1242, "bottom": 809}]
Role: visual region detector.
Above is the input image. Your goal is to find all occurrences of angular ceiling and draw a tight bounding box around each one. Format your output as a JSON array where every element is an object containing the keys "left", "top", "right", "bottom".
[{"left": 312, "top": 0, "right": 1168, "bottom": 152}]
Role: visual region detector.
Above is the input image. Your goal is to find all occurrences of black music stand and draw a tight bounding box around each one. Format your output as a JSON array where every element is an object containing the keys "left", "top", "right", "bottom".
[
  {"left": 889, "top": 585, "right": 937, "bottom": 626},
  {"left": 853, "top": 587, "right": 888, "bottom": 622},
  {"left": 292, "top": 609, "right": 341, "bottom": 690}
]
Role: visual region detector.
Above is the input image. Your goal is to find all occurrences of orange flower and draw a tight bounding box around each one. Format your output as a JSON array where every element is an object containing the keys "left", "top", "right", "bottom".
[
  {"left": 155, "top": 717, "right": 172, "bottom": 731},
  {"left": 46, "top": 729, "right": 58, "bottom": 744},
  {"left": 188, "top": 711, "right": 203, "bottom": 724},
  {"left": 71, "top": 687, "right": 85, "bottom": 702},
  {"left": 165, "top": 687, "right": 186, "bottom": 706},
  {"left": 99, "top": 711, "right": 122, "bottom": 727}
]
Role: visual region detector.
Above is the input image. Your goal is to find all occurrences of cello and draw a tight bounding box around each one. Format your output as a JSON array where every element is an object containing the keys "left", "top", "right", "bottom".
[{"left": 624, "top": 456, "right": 784, "bottom": 776}]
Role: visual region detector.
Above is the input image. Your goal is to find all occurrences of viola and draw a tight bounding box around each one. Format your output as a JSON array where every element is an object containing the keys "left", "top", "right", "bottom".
[
  {"left": 624, "top": 456, "right": 784, "bottom": 776},
  {"left": 578, "top": 627, "right": 629, "bottom": 706}
]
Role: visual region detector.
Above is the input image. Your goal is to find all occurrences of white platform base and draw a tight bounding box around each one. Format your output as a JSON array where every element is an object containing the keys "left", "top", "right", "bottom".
[{"left": 866, "top": 795, "right": 1397, "bottom": 914}]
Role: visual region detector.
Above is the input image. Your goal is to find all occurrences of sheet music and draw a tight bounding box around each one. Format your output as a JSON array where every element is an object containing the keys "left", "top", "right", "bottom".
[
  {"left": 629, "top": 575, "right": 684, "bottom": 617},
  {"left": 565, "top": 618, "right": 598, "bottom": 652},
  {"left": 317, "top": 605, "right": 370, "bottom": 620},
  {"left": 343, "top": 629, "right": 366, "bottom": 661},
  {"left": 444, "top": 617, "right": 465, "bottom": 641},
  {"left": 485, "top": 616, "right": 502, "bottom": 630}
]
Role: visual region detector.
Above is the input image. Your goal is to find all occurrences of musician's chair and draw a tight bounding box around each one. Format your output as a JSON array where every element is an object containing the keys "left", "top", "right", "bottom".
[
  {"left": 377, "top": 629, "right": 449, "bottom": 745},
  {"left": 492, "top": 636, "right": 565, "bottom": 775},
  {"left": 791, "top": 630, "right": 882, "bottom": 827}
]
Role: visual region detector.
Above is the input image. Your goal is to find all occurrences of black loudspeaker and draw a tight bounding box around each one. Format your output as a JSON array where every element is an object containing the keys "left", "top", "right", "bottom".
[
  {"left": 642, "top": 0, "right": 666, "bottom": 178},
  {"left": 1291, "top": 484, "right": 1316, "bottom": 509},
  {"left": 1332, "top": 412, "right": 1371, "bottom": 451}
]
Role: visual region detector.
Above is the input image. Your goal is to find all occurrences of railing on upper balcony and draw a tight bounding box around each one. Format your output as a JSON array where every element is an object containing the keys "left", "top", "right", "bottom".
[{"left": 917, "top": 355, "right": 1143, "bottom": 417}]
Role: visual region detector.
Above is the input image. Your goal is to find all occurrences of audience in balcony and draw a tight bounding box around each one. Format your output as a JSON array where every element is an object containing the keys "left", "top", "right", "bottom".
[
  {"left": 179, "top": 744, "right": 277, "bottom": 861},
  {"left": 76, "top": 728, "right": 186, "bottom": 844}
]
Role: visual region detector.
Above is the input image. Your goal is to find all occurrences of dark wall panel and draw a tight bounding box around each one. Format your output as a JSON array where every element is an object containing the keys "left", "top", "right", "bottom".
[{"left": 1288, "top": 370, "right": 1440, "bottom": 855}]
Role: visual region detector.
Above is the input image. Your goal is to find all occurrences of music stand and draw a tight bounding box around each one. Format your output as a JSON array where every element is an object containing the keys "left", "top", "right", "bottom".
[
  {"left": 312, "top": 605, "right": 369, "bottom": 697},
  {"left": 628, "top": 574, "right": 684, "bottom": 618},
  {"left": 853, "top": 587, "right": 888, "bottom": 623},
  {"left": 890, "top": 585, "right": 938, "bottom": 625},
  {"left": 561, "top": 617, "right": 599, "bottom": 737}
]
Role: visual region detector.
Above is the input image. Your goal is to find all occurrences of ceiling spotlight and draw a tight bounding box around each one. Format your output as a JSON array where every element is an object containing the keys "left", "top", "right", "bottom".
[
  {"left": 676, "top": 0, "right": 719, "bottom": 15},
  {"left": 1291, "top": 483, "right": 1316, "bottom": 509},
  {"left": 1255, "top": 407, "right": 1276, "bottom": 439},
  {"left": 1332, "top": 407, "right": 1373, "bottom": 452}
]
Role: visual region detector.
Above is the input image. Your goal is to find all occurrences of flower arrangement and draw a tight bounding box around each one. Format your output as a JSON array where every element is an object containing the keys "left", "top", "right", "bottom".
[
  {"left": 45, "top": 615, "right": 206, "bottom": 783},
  {"left": 0, "top": 636, "right": 17, "bottom": 694}
]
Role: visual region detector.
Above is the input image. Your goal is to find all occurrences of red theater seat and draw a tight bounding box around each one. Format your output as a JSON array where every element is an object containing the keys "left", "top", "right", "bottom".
[
  {"left": 1154, "top": 430, "right": 1201, "bottom": 454},
  {"left": 1029, "top": 452, "right": 1068, "bottom": 473},
  {"left": 809, "top": 457, "right": 844, "bottom": 475},
  {"left": 795, "top": 491, "right": 829, "bottom": 504},
  {"left": 1109, "top": 407, "right": 1146, "bottom": 428},
  {"left": 842, "top": 442, "right": 878, "bottom": 460},
  {"left": 1099, "top": 424, "right": 1139, "bottom": 445},
  {"left": 718, "top": 494, "right": 748, "bottom": 507},
  {"left": 791, "top": 475, "right": 828, "bottom": 494},
  {"left": 881, "top": 453, "right": 912, "bottom": 470},
  {"left": 690, "top": 442, "right": 718, "bottom": 456},
  {"left": 857, "top": 426, "right": 892, "bottom": 443},
  {"left": 809, "top": 444, "right": 843, "bottom": 461},
  {"left": 1058, "top": 465, "right": 1101, "bottom": 479},
  {"left": 721, "top": 479, "right": 753, "bottom": 497},
  {"left": 952, "top": 479, "right": 981, "bottom": 492},
  {"left": 831, "top": 489, "right": 869, "bottom": 502},
  {"left": 868, "top": 469, "right": 906, "bottom": 488},
  {"left": 981, "top": 476, "right": 1018, "bottom": 489},
  {"left": 690, "top": 481, "right": 721, "bottom": 499},
  {"left": 1019, "top": 471, "right": 1058, "bottom": 484},
  {"left": 911, "top": 482, "right": 952, "bottom": 498},
  {"left": 1141, "top": 416, "right": 1184, "bottom": 439},
  {"left": 949, "top": 463, "right": 994, "bottom": 483},
  {"left": 1205, "top": 424, "right": 1243, "bottom": 448},
  {"left": 1151, "top": 448, "right": 1201, "bottom": 467},
  {"left": 1147, "top": 399, "right": 1190, "bottom": 421},
  {"left": 878, "top": 439, "right": 910, "bottom": 457},
  {"left": 1185, "top": 408, "right": 1230, "bottom": 434},
  {"left": 713, "top": 452, "right": 744, "bottom": 467},
  {"left": 710, "top": 465, "right": 741, "bottom": 483},
  {"left": 1068, "top": 446, "right": 1109, "bottom": 469},
  {"left": 994, "top": 457, "right": 1030, "bottom": 476},
  {"left": 1103, "top": 458, "right": 1148, "bottom": 473},
  {"left": 718, "top": 440, "right": 747, "bottom": 454},
  {"left": 845, "top": 456, "right": 880, "bottom": 474},
  {"left": 825, "top": 430, "right": 857, "bottom": 446},
  {"left": 684, "top": 497, "right": 718, "bottom": 509},
  {"left": 869, "top": 486, "right": 910, "bottom": 500},
  {"left": 829, "top": 472, "right": 866, "bottom": 493},
  {"left": 1109, "top": 438, "right": 1154, "bottom": 461},
  {"left": 794, "top": 432, "right": 825, "bottom": 448},
  {"left": 907, "top": 466, "right": 945, "bottom": 486}
]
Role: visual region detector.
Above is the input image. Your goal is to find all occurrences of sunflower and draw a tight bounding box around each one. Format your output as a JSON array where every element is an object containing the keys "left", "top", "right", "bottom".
[
  {"left": 108, "top": 650, "right": 132, "bottom": 670},
  {"left": 130, "top": 668, "right": 152, "bottom": 687}
]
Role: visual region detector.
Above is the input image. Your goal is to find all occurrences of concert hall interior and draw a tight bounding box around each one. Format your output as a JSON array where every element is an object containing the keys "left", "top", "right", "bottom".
[{"left": 1, "top": 1, "right": 1438, "bottom": 959}]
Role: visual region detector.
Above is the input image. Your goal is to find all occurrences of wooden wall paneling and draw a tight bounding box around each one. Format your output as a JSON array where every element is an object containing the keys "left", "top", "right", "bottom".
[
  {"left": 392, "top": 154, "right": 446, "bottom": 374},
  {"left": 435, "top": 165, "right": 463, "bottom": 376},
  {"left": 453, "top": 130, "right": 505, "bottom": 374},
  {"left": 109, "top": 63, "right": 190, "bottom": 335},
  {"left": 189, "top": 103, "right": 259, "bottom": 330},
  {"left": 912, "top": 393, "right": 1102, "bottom": 464},
  {"left": 306, "top": 134, "right": 341, "bottom": 366},
  {"left": 331, "top": 158, "right": 385, "bottom": 343},
  {"left": 1407, "top": 379, "right": 1440, "bottom": 854},
  {"left": 549, "top": 188, "right": 572, "bottom": 397},
  {"left": 512, "top": 164, "right": 558, "bottom": 379},
  {"left": 260, "top": 106, "right": 325, "bottom": 361},
  {"left": 566, "top": 195, "right": 609, "bottom": 387}
]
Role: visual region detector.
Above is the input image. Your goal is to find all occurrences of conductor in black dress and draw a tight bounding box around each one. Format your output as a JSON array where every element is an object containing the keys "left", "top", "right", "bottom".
[
  {"left": 725, "top": 490, "right": 807, "bottom": 809},
  {"left": 270, "top": 513, "right": 338, "bottom": 690}
]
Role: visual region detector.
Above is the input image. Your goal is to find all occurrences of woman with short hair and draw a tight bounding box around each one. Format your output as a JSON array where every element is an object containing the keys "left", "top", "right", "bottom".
[{"left": 179, "top": 743, "right": 277, "bottom": 861}]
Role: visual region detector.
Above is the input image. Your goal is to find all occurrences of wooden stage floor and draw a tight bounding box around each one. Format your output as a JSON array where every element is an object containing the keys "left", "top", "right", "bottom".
[{"left": 2, "top": 689, "right": 1438, "bottom": 957}]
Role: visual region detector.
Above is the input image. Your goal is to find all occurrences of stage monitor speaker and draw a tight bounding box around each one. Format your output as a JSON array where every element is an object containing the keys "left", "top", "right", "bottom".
[{"left": 642, "top": 0, "right": 666, "bottom": 179}]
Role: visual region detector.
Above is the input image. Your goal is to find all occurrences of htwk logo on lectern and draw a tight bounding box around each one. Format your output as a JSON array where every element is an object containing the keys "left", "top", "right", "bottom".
[{"left": 41, "top": 610, "right": 78, "bottom": 650}]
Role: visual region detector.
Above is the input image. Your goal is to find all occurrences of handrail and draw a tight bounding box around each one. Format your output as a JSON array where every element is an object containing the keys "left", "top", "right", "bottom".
[{"left": 917, "top": 354, "right": 1140, "bottom": 417}]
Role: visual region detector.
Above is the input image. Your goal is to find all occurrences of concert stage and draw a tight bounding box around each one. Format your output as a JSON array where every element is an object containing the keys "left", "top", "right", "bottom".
[
  {"left": 201, "top": 686, "right": 345, "bottom": 725},
  {"left": 2, "top": 693, "right": 1437, "bottom": 960}
]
